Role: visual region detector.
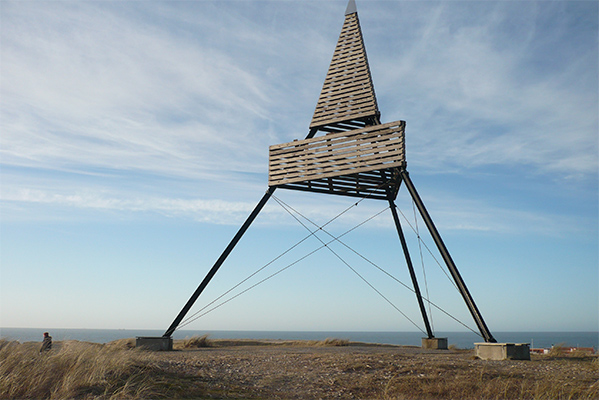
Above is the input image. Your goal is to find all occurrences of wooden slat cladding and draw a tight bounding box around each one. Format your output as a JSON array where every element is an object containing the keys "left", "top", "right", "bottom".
[
  {"left": 310, "top": 12, "right": 379, "bottom": 129},
  {"left": 268, "top": 121, "right": 405, "bottom": 190}
]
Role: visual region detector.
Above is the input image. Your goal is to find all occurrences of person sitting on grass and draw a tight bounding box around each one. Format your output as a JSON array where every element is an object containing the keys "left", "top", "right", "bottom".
[{"left": 40, "top": 332, "right": 52, "bottom": 352}]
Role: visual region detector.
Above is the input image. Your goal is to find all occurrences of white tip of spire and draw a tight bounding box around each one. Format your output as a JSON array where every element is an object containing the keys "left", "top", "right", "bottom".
[{"left": 345, "top": 0, "right": 357, "bottom": 15}]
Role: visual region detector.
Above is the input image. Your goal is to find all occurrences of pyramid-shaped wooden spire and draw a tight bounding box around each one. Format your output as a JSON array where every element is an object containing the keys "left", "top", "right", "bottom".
[
  {"left": 267, "top": 0, "right": 405, "bottom": 200},
  {"left": 310, "top": 1, "right": 380, "bottom": 133}
]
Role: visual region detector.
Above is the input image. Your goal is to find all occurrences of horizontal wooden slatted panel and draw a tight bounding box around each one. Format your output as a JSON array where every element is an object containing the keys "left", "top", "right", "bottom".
[{"left": 268, "top": 121, "right": 405, "bottom": 187}]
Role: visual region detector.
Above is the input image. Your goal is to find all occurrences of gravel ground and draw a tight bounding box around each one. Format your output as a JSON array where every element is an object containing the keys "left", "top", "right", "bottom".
[{"left": 147, "top": 342, "right": 599, "bottom": 399}]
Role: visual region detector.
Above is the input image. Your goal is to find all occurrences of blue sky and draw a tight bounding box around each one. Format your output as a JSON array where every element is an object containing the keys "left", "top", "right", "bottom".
[{"left": 1, "top": 0, "right": 598, "bottom": 337}]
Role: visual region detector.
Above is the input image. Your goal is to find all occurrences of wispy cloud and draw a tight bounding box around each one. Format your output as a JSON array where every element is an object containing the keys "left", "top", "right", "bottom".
[
  {"left": 3, "top": 181, "right": 588, "bottom": 240},
  {"left": 2, "top": 187, "right": 258, "bottom": 224},
  {"left": 1, "top": 2, "right": 295, "bottom": 180},
  {"left": 1, "top": 0, "right": 596, "bottom": 233},
  {"left": 370, "top": 1, "right": 598, "bottom": 178}
]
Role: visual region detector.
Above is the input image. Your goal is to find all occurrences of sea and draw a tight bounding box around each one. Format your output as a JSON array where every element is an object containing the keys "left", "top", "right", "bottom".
[{"left": 1, "top": 328, "right": 597, "bottom": 350}]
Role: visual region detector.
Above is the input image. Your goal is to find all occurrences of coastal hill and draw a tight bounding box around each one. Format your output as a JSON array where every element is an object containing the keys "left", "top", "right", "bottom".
[{"left": 1, "top": 337, "right": 597, "bottom": 399}]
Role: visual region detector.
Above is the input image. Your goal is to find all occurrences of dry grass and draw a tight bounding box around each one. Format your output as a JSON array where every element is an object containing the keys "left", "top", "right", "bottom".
[
  {"left": 181, "top": 334, "right": 212, "bottom": 348},
  {"left": 317, "top": 337, "right": 350, "bottom": 347},
  {"left": 1, "top": 338, "right": 597, "bottom": 400},
  {"left": 380, "top": 356, "right": 599, "bottom": 400},
  {"left": 0, "top": 339, "right": 188, "bottom": 399},
  {"left": 173, "top": 337, "right": 351, "bottom": 349}
]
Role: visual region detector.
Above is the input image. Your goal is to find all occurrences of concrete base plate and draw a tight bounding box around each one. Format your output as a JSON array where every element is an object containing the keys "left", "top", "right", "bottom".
[
  {"left": 475, "top": 343, "right": 530, "bottom": 360},
  {"left": 136, "top": 336, "right": 173, "bottom": 351},
  {"left": 422, "top": 337, "right": 448, "bottom": 350}
]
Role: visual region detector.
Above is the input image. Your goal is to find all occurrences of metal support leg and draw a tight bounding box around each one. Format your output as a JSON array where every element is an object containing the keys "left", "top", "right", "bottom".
[
  {"left": 400, "top": 170, "right": 496, "bottom": 343},
  {"left": 388, "top": 198, "right": 434, "bottom": 339},
  {"left": 305, "top": 127, "right": 319, "bottom": 139},
  {"left": 163, "top": 187, "right": 276, "bottom": 338}
]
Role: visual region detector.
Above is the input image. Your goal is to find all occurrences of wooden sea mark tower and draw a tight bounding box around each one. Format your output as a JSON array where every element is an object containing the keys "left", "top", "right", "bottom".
[{"left": 146, "top": 0, "right": 497, "bottom": 350}]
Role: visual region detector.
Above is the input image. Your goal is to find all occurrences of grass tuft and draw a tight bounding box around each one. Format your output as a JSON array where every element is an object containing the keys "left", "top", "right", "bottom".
[
  {"left": 106, "top": 338, "right": 136, "bottom": 350},
  {"left": 182, "top": 334, "right": 212, "bottom": 348},
  {"left": 317, "top": 337, "right": 350, "bottom": 347}
]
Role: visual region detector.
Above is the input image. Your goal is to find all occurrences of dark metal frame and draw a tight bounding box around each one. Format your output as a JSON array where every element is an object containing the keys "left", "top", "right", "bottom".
[
  {"left": 162, "top": 0, "right": 496, "bottom": 343},
  {"left": 163, "top": 168, "right": 496, "bottom": 343}
]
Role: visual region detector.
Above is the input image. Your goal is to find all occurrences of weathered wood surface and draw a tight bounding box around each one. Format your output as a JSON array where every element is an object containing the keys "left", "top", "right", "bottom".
[
  {"left": 310, "top": 12, "right": 379, "bottom": 129},
  {"left": 268, "top": 121, "right": 405, "bottom": 188}
]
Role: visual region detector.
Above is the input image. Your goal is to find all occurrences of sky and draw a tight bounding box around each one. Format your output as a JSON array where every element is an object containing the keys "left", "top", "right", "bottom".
[{"left": 1, "top": 0, "right": 598, "bottom": 338}]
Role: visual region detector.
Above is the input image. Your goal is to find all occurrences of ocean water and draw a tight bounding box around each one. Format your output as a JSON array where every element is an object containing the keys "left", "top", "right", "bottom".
[{"left": 1, "top": 327, "right": 597, "bottom": 350}]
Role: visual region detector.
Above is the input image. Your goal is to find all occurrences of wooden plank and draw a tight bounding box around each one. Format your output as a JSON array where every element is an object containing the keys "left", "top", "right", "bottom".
[
  {"left": 268, "top": 153, "right": 404, "bottom": 182},
  {"left": 319, "top": 75, "right": 372, "bottom": 91},
  {"left": 268, "top": 122, "right": 405, "bottom": 186},
  {"left": 329, "top": 45, "right": 365, "bottom": 60},
  {"left": 315, "top": 95, "right": 372, "bottom": 110},
  {"left": 271, "top": 120, "right": 404, "bottom": 151},
  {"left": 269, "top": 122, "right": 404, "bottom": 156},
  {"left": 268, "top": 133, "right": 404, "bottom": 165},
  {"left": 330, "top": 43, "right": 364, "bottom": 58},
  {"left": 317, "top": 82, "right": 373, "bottom": 99},
  {"left": 331, "top": 45, "right": 362, "bottom": 59},
  {"left": 280, "top": 125, "right": 403, "bottom": 156},
  {"left": 321, "top": 70, "right": 371, "bottom": 85},
  {"left": 316, "top": 85, "right": 373, "bottom": 103},
  {"left": 327, "top": 50, "right": 365, "bottom": 67},
  {"left": 314, "top": 90, "right": 375, "bottom": 109},
  {"left": 314, "top": 98, "right": 376, "bottom": 115},
  {"left": 312, "top": 107, "right": 377, "bottom": 124},
  {"left": 268, "top": 153, "right": 405, "bottom": 184},
  {"left": 269, "top": 121, "right": 404, "bottom": 155},
  {"left": 313, "top": 95, "right": 377, "bottom": 112},
  {"left": 268, "top": 142, "right": 405, "bottom": 172},
  {"left": 313, "top": 103, "right": 378, "bottom": 121},
  {"left": 321, "top": 68, "right": 370, "bottom": 85},
  {"left": 269, "top": 140, "right": 404, "bottom": 167},
  {"left": 314, "top": 84, "right": 374, "bottom": 105},
  {"left": 289, "top": 123, "right": 404, "bottom": 156}
]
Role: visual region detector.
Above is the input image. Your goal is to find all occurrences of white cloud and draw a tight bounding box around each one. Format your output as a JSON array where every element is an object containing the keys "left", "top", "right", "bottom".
[
  {"left": 3, "top": 181, "right": 587, "bottom": 240},
  {"left": 371, "top": 1, "right": 598, "bottom": 178},
  {"left": 1, "top": 1, "right": 282, "bottom": 180},
  {"left": 0, "top": 0, "right": 596, "bottom": 235}
]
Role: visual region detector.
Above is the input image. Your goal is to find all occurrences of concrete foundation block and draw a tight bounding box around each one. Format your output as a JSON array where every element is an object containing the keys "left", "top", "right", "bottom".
[
  {"left": 422, "top": 337, "right": 448, "bottom": 350},
  {"left": 475, "top": 343, "right": 530, "bottom": 360},
  {"left": 135, "top": 336, "right": 173, "bottom": 351}
]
